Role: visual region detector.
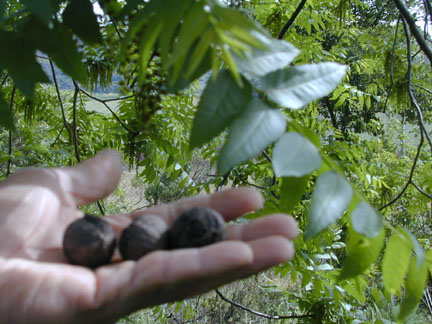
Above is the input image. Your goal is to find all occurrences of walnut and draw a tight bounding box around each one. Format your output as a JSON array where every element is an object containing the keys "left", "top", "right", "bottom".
[
  {"left": 167, "top": 207, "right": 226, "bottom": 249},
  {"left": 62, "top": 214, "right": 116, "bottom": 268},
  {"left": 119, "top": 214, "right": 168, "bottom": 260}
]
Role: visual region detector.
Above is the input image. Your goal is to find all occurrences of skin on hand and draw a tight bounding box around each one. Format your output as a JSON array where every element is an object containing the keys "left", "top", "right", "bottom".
[{"left": 0, "top": 150, "right": 298, "bottom": 324}]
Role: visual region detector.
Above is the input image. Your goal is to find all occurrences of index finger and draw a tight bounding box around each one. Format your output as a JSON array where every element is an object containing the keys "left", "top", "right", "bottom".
[{"left": 130, "top": 187, "right": 264, "bottom": 225}]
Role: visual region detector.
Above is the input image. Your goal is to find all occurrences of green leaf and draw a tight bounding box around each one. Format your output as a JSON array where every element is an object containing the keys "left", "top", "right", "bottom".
[
  {"left": 166, "top": 48, "right": 212, "bottom": 93},
  {"left": 217, "top": 99, "right": 286, "bottom": 174},
  {"left": 398, "top": 255, "right": 429, "bottom": 321},
  {"left": 382, "top": 228, "right": 413, "bottom": 296},
  {"left": 168, "top": 2, "right": 209, "bottom": 84},
  {"left": 159, "top": 0, "right": 194, "bottom": 64},
  {"left": 185, "top": 27, "right": 214, "bottom": 79},
  {"left": 21, "top": 19, "right": 87, "bottom": 83},
  {"left": 0, "top": 31, "right": 49, "bottom": 97},
  {"left": 272, "top": 132, "right": 322, "bottom": 177},
  {"left": 190, "top": 70, "right": 252, "bottom": 149},
  {"left": 63, "top": 0, "right": 102, "bottom": 44},
  {"left": 339, "top": 228, "right": 385, "bottom": 280},
  {"left": 280, "top": 175, "right": 310, "bottom": 214},
  {"left": 137, "top": 20, "right": 163, "bottom": 82},
  {"left": 234, "top": 37, "right": 299, "bottom": 78},
  {"left": 22, "top": 0, "right": 53, "bottom": 25},
  {"left": 350, "top": 202, "right": 383, "bottom": 238},
  {"left": 407, "top": 231, "right": 425, "bottom": 267},
  {"left": 258, "top": 63, "right": 347, "bottom": 109},
  {"left": 304, "top": 171, "right": 352, "bottom": 240},
  {"left": 0, "top": 91, "right": 14, "bottom": 130}
]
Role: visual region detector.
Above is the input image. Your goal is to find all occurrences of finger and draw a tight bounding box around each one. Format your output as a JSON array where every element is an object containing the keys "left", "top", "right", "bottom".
[
  {"left": 58, "top": 150, "right": 123, "bottom": 205},
  {"left": 225, "top": 214, "right": 299, "bottom": 242},
  {"left": 172, "top": 236, "right": 296, "bottom": 301},
  {"left": 131, "top": 187, "right": 264, "bottom": 224},
  {"left": 92, "top": 241, "right": 253, "bottom": 317}
]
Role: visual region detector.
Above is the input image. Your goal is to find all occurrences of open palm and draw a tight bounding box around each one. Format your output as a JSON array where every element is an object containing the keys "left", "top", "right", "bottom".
[{"left": 0, "top": 150, "right": 298, "bottom": 324}]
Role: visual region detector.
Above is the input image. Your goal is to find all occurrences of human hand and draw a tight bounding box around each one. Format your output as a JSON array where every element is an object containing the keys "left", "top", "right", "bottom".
[{"left": 0, "top": 150, "right": 298, "bottom": 324}]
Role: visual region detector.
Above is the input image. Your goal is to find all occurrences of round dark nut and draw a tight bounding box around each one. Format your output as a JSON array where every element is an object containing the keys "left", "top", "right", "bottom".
[
  {"left": 167, "top": 207, "right": 226, "bottom": 249},
  {"left": 119, "top": 214, "right": 168, "bottom": 260},
  {"left": 63, "top": 214, "right": 116, "bottom": 268}
]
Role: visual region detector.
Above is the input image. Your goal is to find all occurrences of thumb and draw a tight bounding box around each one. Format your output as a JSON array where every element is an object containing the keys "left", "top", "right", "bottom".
[{"left": 60, "top": 149, "right": 122, "bottom": 205}]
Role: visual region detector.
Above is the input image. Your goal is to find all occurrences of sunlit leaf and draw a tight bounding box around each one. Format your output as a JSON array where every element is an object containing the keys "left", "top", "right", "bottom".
[
  {"left": 304, "top": 171, "right": 352, "bottom": 240},
  {"left": 272, "top": 132, "right": 322, "bottom": 177},
  {"left": 407, "top": 230, "right": 425, "bottom": 267},
  {"left": 398, "top": 255, "right": 429, "bottom": 321},
  {"left": 351, "top": 202, "right": 383, "bottom": 238},
  {"left": 382, "top": 228, "right": 413, "bottom": 296},
  {"left": 217, "top": 99, "right": 286, "bottom": 174},
  {"left": 234, "top": 37, "right": 300, "bottom": 78},
  {"left": 190, "top": 70, "right": 252, "bottom": 149},
  {"left": 63, "top": 0, "right": 102, "bottom": 44},
  {"left": 258, "top": 63, "right": 347, "bottom": 109},
  {"left": 280, "top": 175, "right": 310, "bottom": 214},
  {"left": 339, "top": 228, "right": 385, "bottom": 280}
]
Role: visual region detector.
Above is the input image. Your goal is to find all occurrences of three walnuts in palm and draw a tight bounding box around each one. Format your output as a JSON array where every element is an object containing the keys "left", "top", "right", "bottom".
[{"left": 63, "top": 207, "right": 226, "bottom": 268}]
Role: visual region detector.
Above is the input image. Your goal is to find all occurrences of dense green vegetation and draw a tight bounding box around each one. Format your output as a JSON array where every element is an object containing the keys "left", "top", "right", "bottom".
[{"left": 1, "top": 0, "right": 432, "bottom": 322}]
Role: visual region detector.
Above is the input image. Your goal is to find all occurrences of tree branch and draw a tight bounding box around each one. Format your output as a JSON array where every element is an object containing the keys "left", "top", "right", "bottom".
[
  {"left": 216, "top": 171, "right": 231, "bottom": 191},
  {"left": 73, "top": 81, "right": 106, "bottom": 215},
  {"left": 393, "top": 0, "right": 432, "bottom": 67},
  {"left": 378, "top": 131, "right": 424, "bottom": 211},
  {"left": 6, "top": 86, "right": 16, "bottom": 178},
  {"left": 413, "top": 83, "right": 432, "bottom": 95},
  {"left": 278, "top": 0, "right": 307, "bottom": 40},
  {"left": 79, "top": 88, "right": 136, "bottom": 134},
  {"left": 72, "top": 81, "right": 81, "bottom": 163},
  {"left": 1, "top": 74, "right": 8, "bottom": 87},
  {"left": 215, "top": 288, "right": 313, "bottom": 319},
  {"left": 402, "top": 17, "right": 432, "bottom": 154},
  {"left": 49, "top": 59, "right": 73, "bottom": 143},
  {"left": 410, "top": 181, "right": 432, "bottom": 200}
]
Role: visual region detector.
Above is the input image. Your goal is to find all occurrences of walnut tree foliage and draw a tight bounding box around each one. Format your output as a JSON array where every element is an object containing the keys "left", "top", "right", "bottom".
[{"left": 1, "top": 0, "right": 432, "bottom": 322}]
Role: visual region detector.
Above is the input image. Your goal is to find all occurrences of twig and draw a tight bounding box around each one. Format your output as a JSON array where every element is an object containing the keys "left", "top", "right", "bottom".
[
  {"left": 262, "top": 151, "right": 276, "bottom": 186},
  {"left": 51, "top": 124, "right": 65, "bottom": 147},
  {"left": 49, "top": 59, "right": 73, "bottom": 143},
  {"left": 401, "top": 17, "right": 432, "bottom": 154},
  {"left": 1, "top": 74, "right": 8, "bottom": 87},
  {"left": 262, "top": 151, "right": 280, "bottom": 199},
  {"left": 6, "top": 86, "right": 16, "bottom": 178},
  {"left": 78, "top": 88, "right": 136, "bottom": 134},
  {"left": 216, "top": 171, "right": 231, "bottom": 191},
  {"left": 378, "top": 131, "right": 424, "bottom": 210},
  {"left": 73, "top": 82, "right": 106, "bottom": 215},
  {"left": 112, "top": 18, "right": 123, "bottom": 41},
  {"left": 413, "top": 83, "right": 432, "bottom": 95},
  {"left": 410, "top": 181, "right": 432, "bottom": 200},
  {"left": 215, "top": 288, "right": 313, "bottom": 319},
  {"left": 278, "top": 0, "right": 307, "bottom": 40},
  {"left": 72, "top": 81, "right": 81, "bottom": 163},
  {"left": 393, "top": 0, "right": 432, "bottom": 67}
]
